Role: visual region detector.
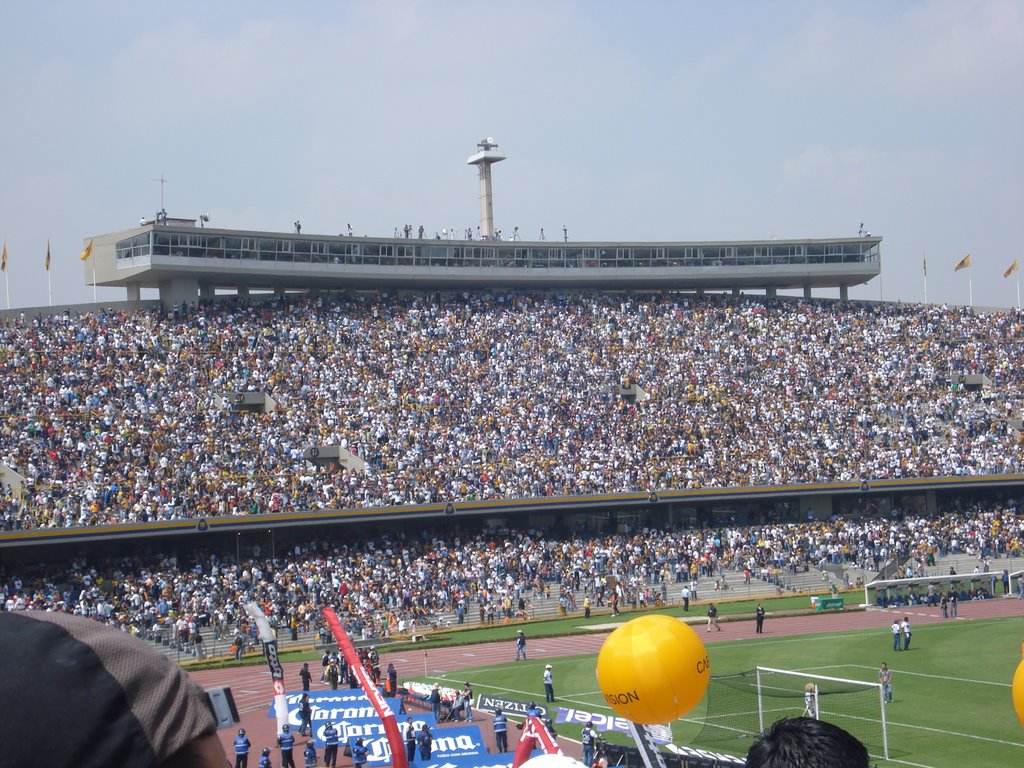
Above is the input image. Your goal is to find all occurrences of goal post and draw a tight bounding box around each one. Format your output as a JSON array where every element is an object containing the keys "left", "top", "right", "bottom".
[
  {"left": 756, "top": 667, "right": 889, "bottom": 760},
  {"left": 694, "top": 667, "right": 889, "bottom": 761}
]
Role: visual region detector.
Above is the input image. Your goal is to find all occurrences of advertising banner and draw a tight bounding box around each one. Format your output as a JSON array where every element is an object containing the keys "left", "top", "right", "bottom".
[
  {"left": 268, "top": 691, "right": 403, "bottom": 723},
  {"left": 350, "top": 725, "right": 489, "bottom": 765}
]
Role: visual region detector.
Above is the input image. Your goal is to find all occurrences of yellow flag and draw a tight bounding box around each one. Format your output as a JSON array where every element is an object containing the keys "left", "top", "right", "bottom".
[
  {"left": 1, "top": 242, "right": 6, "bottom": 272},
  {"left": 954, "top": 254, "right": 971, "bottom": 272},
  {"left": 1004, "top": 259, "right": 1019, "bottom": 279},
  {"left": 45, "top": 239, "right": 51, "bottom": 271},
  {"left": 80, "top": 239, "right": 94, "bottom": 262}
]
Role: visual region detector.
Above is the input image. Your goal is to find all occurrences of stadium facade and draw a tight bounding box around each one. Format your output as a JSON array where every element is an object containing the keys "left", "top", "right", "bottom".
[{"left": 84, "top": 219, "right": 881, "bottom": 308}]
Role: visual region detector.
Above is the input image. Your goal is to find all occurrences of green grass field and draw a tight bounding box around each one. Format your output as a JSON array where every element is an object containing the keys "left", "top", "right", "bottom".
[{"left": 417, "top": 616, "right": 1024, "bottom": 768}]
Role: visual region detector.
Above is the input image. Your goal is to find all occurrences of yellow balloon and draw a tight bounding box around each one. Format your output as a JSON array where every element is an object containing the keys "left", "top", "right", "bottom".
[
  {"left": 1014, "top": 655, "right": 1024, "bottom": 728},
  {"left": 596, "top": 614, "right": 710, "bottom": 724}
]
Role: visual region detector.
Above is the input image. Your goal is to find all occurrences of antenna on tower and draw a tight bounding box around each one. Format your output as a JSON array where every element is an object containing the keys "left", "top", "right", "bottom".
[{"left": 152, "top": 173, "right": 169, "bottom": 216}]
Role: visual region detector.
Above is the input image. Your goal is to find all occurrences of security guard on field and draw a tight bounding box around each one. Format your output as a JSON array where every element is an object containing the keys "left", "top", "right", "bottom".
[
  {"left": 233, "top": 728, "right": 251, "bottom": 768},
  {"left": 323, "top": 722, "right": 340, "bottom": 768},
  {"left": 278, "top": 723, "right": 296, "bottom": 768},
  {"left": 493, "top": 708, "right": 509, "bottom": 752}
]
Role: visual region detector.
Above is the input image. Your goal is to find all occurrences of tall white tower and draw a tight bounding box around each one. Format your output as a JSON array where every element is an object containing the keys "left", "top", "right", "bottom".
[{"left": 467, "top": 137, "right": 506, "bottom": 239}]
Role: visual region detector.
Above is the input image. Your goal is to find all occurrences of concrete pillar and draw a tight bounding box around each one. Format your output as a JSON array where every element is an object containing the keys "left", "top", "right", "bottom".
[
  {"left": 199, "top": 283, "right": 214, "bottom": 300},
  {"left": 840, "top": 285, "right": 849, "bottom": 302},
  {"left": 158, "top": 277, "right": 199, "bottom": 308},
  {"left": 732, "top": 288, "right": 740, "bottom": 296},
  {"left": 125, "top": 283, "right": 141, "bottom": 302},
  {"left": 804, "top": 285, "right": 813, "bottom": 300},
  {"left": 237, "top": 286, "right": 250, "bottom": 298},
  {"left": 478, "top": 166, "right": 495, "bottom": 238},
  {"left": 767, "top": 287, "right": 778, "bottom": 298},
  {"left": 801, "top": 495, "right": 832, "bottom": 521}
]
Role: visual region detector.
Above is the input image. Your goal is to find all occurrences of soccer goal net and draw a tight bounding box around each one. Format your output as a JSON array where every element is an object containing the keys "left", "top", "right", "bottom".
[{"left": 695, "top": 667, "right": 889, "bottom": 760}]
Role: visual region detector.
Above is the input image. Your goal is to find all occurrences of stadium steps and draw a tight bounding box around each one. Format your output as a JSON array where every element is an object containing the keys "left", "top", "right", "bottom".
[{"left": 927, "top": 553, "right": 1024, "bottom": 585}]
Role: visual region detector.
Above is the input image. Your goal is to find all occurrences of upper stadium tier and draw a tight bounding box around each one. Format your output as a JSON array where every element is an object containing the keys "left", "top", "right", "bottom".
[
  {"left": 1, "top": 292, "right": 1022, "bottom": 538},
  {"left": 84, "top": 219, "right": 881, "bottom": 307}
]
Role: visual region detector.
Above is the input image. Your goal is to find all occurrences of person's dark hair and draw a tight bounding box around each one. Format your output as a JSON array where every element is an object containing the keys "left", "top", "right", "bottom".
[{"left": 745, "top": 717, "right": 870, "bottom": 768}]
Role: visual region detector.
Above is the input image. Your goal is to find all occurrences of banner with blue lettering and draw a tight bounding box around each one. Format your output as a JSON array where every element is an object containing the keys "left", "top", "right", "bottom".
[
  {"left": 352, "top": 725, "right": 489, "bottom": 765},
  {"left": 554, "top": 707, "right": 671, "bottom": 743},
  {"left": 268, "top": 691, "right": 403, "bottom": 725},
  {"left": 309, "top": 713, "right": 437, "bottom": 747}
]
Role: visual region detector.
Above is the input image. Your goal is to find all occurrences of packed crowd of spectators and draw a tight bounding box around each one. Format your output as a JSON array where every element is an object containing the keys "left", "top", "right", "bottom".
[
  {"left": 1, "top": 502, "right": 1019, "bottom": 654},
  {"left": 1, "top": 292, "right": 1022, "bottom": 531}
]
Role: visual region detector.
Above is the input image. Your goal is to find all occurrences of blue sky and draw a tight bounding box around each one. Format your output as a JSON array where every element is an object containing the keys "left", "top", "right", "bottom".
[{"left": 1, "top": 0, "right": 1021, "bottom": 309}]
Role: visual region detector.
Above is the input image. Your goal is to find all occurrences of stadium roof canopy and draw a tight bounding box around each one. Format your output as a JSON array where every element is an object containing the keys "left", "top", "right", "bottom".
[{"left": 84, "top": 220, "right": 881, "bottom": 307}]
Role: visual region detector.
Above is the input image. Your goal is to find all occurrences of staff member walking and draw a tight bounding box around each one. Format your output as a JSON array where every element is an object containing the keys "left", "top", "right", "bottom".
[
  {"left": 878, "top": 663, "right": 893, "bottom": 703},
  {"left": 402, "top": 717, "right": 417, "bottom": 762},
  {"left": 428, "top": 684, "right": 442, "bottom": 720},
  {"left": 581, "top": 721, "right": 597, "bottom": 767},
  {"left": 493, "top": 709, "right": 509, "bottom": 752},
  {"left": 707, "top": 603, "right": 720, "bottom": 632},
  {"left": 417, "top": 725, "right": 433, "bottom": 760},
  {"left": 298, "top": 694, "right": 313, "bottom": 736}
]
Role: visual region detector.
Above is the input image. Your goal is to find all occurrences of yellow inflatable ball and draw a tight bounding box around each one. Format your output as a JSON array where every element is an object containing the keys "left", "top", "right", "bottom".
[
  {"left": 596, "top": 613, "right": 710, "bottom": 724},
  {"left": 1014, "top": 653, "right": 1024, "bottom": 728}
]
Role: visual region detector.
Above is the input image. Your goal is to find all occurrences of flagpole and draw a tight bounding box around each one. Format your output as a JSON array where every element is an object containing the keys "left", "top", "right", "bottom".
[
  {"left": 968, "top": 265, "right": 973, "bottom": 308},
  {"left": 1017, "top": 269, "right": 1021, "bottom": 310},
  {"left": 923, "top": 252, "right": 928, "bottom": 304},
  {"left": 4, "top": 272, "right": 8, "bottom": 310},
  {"left": 92, "top": 261, "right": 97, "bottom": 303},
  {"left": 45, "top": 239, "right": 52, "bottom": 307}
]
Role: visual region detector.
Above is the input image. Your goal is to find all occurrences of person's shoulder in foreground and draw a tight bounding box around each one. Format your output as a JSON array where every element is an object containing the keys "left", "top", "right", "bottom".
[
  {"left": 0, "top": 610, "right": 226, "bottom": 768},
  {"left": 745, "top": 717, "right": 870, "bottom": 768}
]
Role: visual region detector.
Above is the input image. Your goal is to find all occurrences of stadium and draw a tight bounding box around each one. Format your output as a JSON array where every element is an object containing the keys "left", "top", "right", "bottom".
[{"left": 2, "top": 142, "right": 1023, "bottom": 767}]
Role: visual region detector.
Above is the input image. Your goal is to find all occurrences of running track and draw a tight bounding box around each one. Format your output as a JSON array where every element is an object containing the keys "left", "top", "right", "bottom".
[{"left": 195, "top": 597, "right": 1023, "bottom": 761}]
